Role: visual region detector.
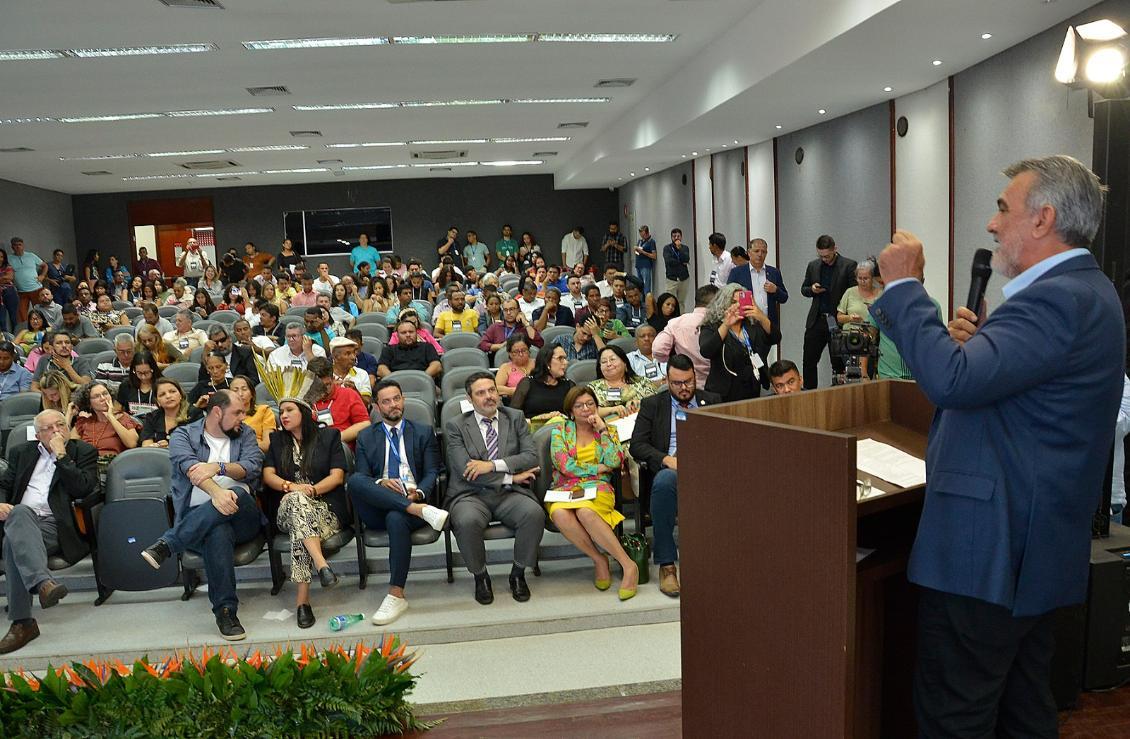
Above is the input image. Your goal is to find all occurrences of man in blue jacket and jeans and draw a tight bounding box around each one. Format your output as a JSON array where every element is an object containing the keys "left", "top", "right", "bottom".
[{"left": 871, "top": 155, "right": 1124, "bottom": 737}]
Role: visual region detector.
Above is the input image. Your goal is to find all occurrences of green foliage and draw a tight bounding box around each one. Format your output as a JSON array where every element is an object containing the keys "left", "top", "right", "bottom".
[{"left": 0, "top": 643, "right": 436, "bottom": 738}]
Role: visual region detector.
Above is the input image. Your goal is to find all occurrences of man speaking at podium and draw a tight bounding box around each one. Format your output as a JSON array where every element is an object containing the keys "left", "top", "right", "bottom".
[{"left": 870, "top": 155, "right": 1125, "bottom": 737}]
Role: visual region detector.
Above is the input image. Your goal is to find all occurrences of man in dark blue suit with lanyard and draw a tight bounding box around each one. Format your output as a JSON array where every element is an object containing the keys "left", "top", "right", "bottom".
[
  {"left": 871, "top": 155, "right": 1125, "bottom": 737},
  {"left": 729, "top": 238, "right": 788, "bottom": 387},
  {"left": 347, "top": 379, "right": 445, "bottom": 626}
]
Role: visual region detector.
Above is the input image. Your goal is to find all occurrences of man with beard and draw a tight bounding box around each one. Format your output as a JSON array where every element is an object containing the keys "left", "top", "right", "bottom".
[
  {"left": 141, "top": 390, "right": 264, "bottom": 642},
  {"left": 377, "top": 319, "right": 441, "bottom": 379}
]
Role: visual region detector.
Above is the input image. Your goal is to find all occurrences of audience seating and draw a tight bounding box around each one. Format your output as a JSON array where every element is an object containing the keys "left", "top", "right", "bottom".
[
  {"left": 79, "top": 350, "right": 116, "bottom": 379},
  {"left": 494, "top": 345, "right": 539, "bottom": 369},
  {"left": 360, "top": 337, "right": 382, "bottom": 357},
  {"left": 0, "top": 392, "right": 42, "bottom": 449},
  {"left": 93, "top": 448, "right": 179, "bottom": 605},
  {"left": 254, "top": 383, "right": 274, "bottom": 406},
  {"left": 401, "top": 397, "right": 436, "bottom": 429},
  {"left": 123, "top": 307, "right": 143, "bottom": 321},
  {"left": 566, "top": 359, "right": 598, "bottom": 385},
  {"left": 277, "top": 315, "right": 303, "bottom": 330},
  {"left": 357, "top": 323, "right": 390, "bottom": 343},
  {"left": 104, "top": 326, "right": 135, "bottom": 342},
  {"left": 209, "top": 310, "right": 241, "bottom": 326},
  {"left": 5, "top": 420, "right": 36, "bottom": 458},
  {"left": 385, "top": 370, "right": 437, "bottom": 408},
  {"left": 440, "top": 366, "right": 482, "bottom": 406},
  {"left": 187, "top": 347, "right": 205, "bottom": 363},
  {"left": 162, "top": 362, "right": 201, "bottom": 385},
  {"left": 440, "top": 395, "right": 470, "bottom": 432},
  {"left": 439, "top": 332, "right": 481, "bottom": 351},
  {"left": 111, "top": 301, "right": 132, "bottom": 310},
  {"left": 610, "top": 337, "right": 637, "bottom": 354},
  {"left": 540, "top": 326, "right": 573, "bottom": 345},
  {"left": 157, "top": 306, "right": 179, "bottom": 319},
  {"left": 194, "top": 319, "right": 219, "bottom": 334},
  {"left": 441, "top": 347, "right": 489, "bottom": 374},
  {"left": 75, "top": 338, "right": 114, "bottom": 355}
]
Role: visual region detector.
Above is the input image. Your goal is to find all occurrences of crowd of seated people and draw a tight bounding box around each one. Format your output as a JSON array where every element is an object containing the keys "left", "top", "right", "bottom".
[{"left": 0, "top": 227, "right": 823, "bottom": 653}]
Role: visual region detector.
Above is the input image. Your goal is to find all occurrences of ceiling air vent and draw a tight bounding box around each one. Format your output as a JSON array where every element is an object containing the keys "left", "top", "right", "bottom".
[
  {"left": 595, "top": 78, "right": 636, "bottom": 88},
  {"left": 411, "top": 149, "right": 467, "bottom": 160},
  {"left": 246, "top": 85, "right": 290, "bottom": 96},
  {"left": 557, "top": 121, "right": 589, "bottom": 129},
  {"left": 0, "top": 147, "right": 34, "bottom": 153},
  {"left": 290, "top": 130, "right": 322, "bottom": 138},
  {"left": 158, "top": 0, "right": 224, "bottom": 8},
  {"left": 179, "top": 160, "right": 240, "bottom": 170},
  {"left": 82, "top": 170, "right": 113, "bottom": 175},
  {"left": 429, "top": 167, "right": 453, "bottom": 173},
  {"left": 214, "top": 176, "right": 241, "bottom": 181},
  {"left": 532, "top": 151, "right": 558, "bottom": 157}
]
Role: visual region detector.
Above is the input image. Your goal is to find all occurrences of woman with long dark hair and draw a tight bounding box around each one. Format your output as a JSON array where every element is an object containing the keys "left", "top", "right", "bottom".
[
  {"left": 140, "top": 377, "right": 199, "bottom": 448},
  {"left": 191, "top": 289, "right": 217, "bottom": 320},
  {"left": 511, "top": 342, "right": 574, "bottom": 430},
  {"left": 262, "top": 398, "right": 348, "bottom": 628},
  {"left": 589, "top": 344, "right": 660, "bottom": 420},
  {"left": 81, "top": 249, "right": 101, "bottom": 285},
  {"left": 116, "top": 350, "right": 162, "bottom": 416},
  {"left": 647, "top": 292, "right": 681, "bottom": 333},
  {"left": 14, "top": 308, "right": 48, "bottom": 355},
  {"left": 104, "top": 254, "right": 128, "bottom": 285}
]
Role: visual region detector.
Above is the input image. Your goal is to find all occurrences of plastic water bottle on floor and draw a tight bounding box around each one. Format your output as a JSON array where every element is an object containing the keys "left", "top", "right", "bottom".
[{"left": 329, "top": 613, "right": 364, "bottom": 631}]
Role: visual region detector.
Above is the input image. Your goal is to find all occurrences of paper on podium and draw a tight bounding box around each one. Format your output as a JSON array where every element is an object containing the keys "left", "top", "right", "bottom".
[
  {"left": 544, "top": 486, "right": 597, "bottom": 503},
  {"left": 855, "top": 438, "right": 927, "bottom": 488},
  {"left": 610, "top": 413, "right": 638, "bottom": 440}
]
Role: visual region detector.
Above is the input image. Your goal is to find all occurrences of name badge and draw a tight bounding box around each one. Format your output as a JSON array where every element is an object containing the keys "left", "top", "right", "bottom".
[
  {"left": 290, "top": 358, "right": 303, "bottom": 367},
  {"left": 451, "top": 320, "right": 462, "bottom": 332},
  {"left": 132, "top": 402, "right": 158, "bottom": 416},
  {"left": 607, "top": 387, "right": 622, "bottom": 402},
  {"left": 317, "top": 409, "right": 333, "bottom": 426},
  {"left": 225, "top": 368, "right": 233, "bottom": 379},
  {"left": 644, "top": 363, "right": 660, "bottom": 380},
  {"left": 675, "top": 409, "right": 687, "bottom": 422},
  {"left": 710, "top": 270, "right": 718, "bottom": 283},
  {"left": 178, "top": 339, "right": 189, "bottom": 350},
  {"left": 629, "top": 316, "right": 641, "bottom": 326}
]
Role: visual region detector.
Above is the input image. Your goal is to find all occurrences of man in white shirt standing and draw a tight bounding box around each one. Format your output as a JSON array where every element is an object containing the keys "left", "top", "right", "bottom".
[
  {"left": 561, "top": 227, "right": 589, "bottom": 272},
  {"left": 268, "top": 323, "right": 326, "bottom": 370},
  {"left": 0, "top": 410, "right": 99, "bottom": 654},
  {"left": 707, "top": 233, "right": 732, "bottom": 286}
]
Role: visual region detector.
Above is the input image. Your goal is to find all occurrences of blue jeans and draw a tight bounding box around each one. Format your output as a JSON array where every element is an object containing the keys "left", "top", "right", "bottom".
[
  {"left": 348, "top": 474, "right": 428, "bottom": 588},
  {"left": 636, "top": 263, "right": 654, "bottom": 296},
  {"left": 162, "top": 492, "right": 262, "bottom": 614},
  {"left": 650, "top": 468, "right": 678, "bottom": 565}
]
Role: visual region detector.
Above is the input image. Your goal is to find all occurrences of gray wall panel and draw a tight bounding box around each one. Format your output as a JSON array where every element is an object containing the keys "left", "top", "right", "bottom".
[
  {"left": 776, "top": 102, "right": 890, "bottom": 386},
  {"left": 0, "top": 177, "right": 75, "bottom": 264},
  {"left": 712, "top": 148, "right": 747, "bottom": 252},
  {"left": 618, "top": 162, "right": 694, "bottom": 301}
]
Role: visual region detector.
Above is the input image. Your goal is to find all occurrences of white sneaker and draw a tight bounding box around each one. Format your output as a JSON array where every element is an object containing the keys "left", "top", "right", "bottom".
[
  {"left": 420, "top": 505, "right": 449, "bottom": 532},
  {"left": 372, "top": 594, "right": 408, "bottom": 625}
]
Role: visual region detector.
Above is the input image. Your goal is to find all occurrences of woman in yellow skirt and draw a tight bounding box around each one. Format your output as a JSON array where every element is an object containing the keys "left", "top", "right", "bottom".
[{"left": 548, "top": 385, "right": 639, "bottom": 600}]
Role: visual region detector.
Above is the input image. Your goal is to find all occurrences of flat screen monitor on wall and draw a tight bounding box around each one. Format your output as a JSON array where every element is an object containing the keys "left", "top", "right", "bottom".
[{"left": 283, "top": 206, "right": 393, "bottom": 257}]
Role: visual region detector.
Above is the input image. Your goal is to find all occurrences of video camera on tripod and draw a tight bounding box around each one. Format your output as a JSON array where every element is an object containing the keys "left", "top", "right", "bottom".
[{"left": 826, "top": 315, "right": 879, "bottom": 385}]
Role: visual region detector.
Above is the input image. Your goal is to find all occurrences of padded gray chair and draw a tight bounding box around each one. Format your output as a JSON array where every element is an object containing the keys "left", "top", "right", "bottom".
[
  {"left": 286, "top": 305, "right": 310, "bottom": 318},
  {"left": 75, "top": 337, "right": 114, "bottom": 355},
  {"left": 493, "top": 345, "right": 539, "bottom": 369},
  {"left": 440, "top": 366, "right": 483, "bottom": 405},
  {"left": 402, "top": 396, "right": 435, "bottom": 428},
  {"left": 0, "top": 392, "right": 42, "bottom": 449},
  {"left": 385, "top": 370, "right": 437, "bottom": 408},
  {"left": 360, "top": 337, "right": 382, "bottom": 357},
  {"left": 566, "top": 359, "right": 598, "bottom": 385},
  {"left": 79, "top": 350, "right": 116, "bottom": 380},
  {"left": 610, "top": 336, "right": 637, "bottom": 355},
  {"left": 123, "top": 307, "right": 144, "bottom": 322},
  {"left": 279, "top": 315, "right": 303, "bottom": 328},
  {"left": 359, "top": 325, "right": 390, "bottom": 343},
  {"left": 162, "top": 362, "right": 201, "bottom": 385},
  {"left": 440, "top": 395, "right": 470, "bottom": 433},
  {"left": 440, "top": 332, "right": 481, "bottom": 351},
  {"left": 94, "top": 448, "right": 179, "bottom": 605},
  {"left": 209, "top": 310, "right": 241, "bottom": 326},
  {"left": 194, "top": 319, "right": 219, "bottom": 335},
  {"left": 356, "top": 313, "right": 390, "bottom": 332},
  {"left": 111, "top": 300, "right": 132, "bottom": 310},
  {"left": 157, "top": 306, "right": 180, "bottom": 319},
  {"left": 104, "top": 325, "right": 136, "bottom": 342},
  {"left": 441, "top": 347, "right": 489, "bottom": 374},
  {"left": 5, "top": 420, "right": 35, "bottom": 457},
  {"left": 255, "top": 382, "right": 274, "bottom": 406},
  {"left": 540, "top": 325, "right": 573, "bottom": 345}
]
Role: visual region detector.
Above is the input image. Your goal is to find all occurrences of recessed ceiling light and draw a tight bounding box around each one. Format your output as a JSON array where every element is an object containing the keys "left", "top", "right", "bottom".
[
  {"left": 0, "top": 49, "right": 67, "bottom": 61},
  {"left": 818, "top": 109, "right": 826, "bottom": 115},
  {"left": 480, "top": 160, "right": 543, "bottom": 167},
  {"left": 644, "top": 167, "right": 650, "bottom": 171},
  {"left": 167, "top": 107, "right": 274, "bottom": 118},
  {"left": 341, "top": 164, "right": 410, "bottom": 171},
  {"left": 67, "top": 43, "right": 217, "bottom": 58},
  {"left": 883, "top": 86, "right": 893, "bottom": 92},
  {"left": 981, "top": 33, "right": 993, "bottom": 40},
  {"left": 401, "top": 99, "right": 505, "bottom": 108},
  {"left": 733, "top": 139, "right": 739, "bottom": 144},
  {"left": 0, "top": 117, "right": 56, "bottom": 125},
  {"left": 122, "top": 174, "right": 195, "bottom": 181},
  {"left": 681, "top": 154, "right": 686, "bottom": 158},
  {"left": 243, "top": 37, "right": 389, "bottom": 51},
  {"left": 932, "top": 59, "right": 943, "bottom": 66},
  {"left": 705, "top": 148, "right": 711, "bottom": 151},
  {"left": 539, "top": 33, "right": 677, "bottom": 43},
  {"left": 493, "top": 136, "right": 570, "bottom": 143},
  {"left": 721, "top": 144, "right": 727, "bottom": 148},
  {"left": 691, "top": 151, "right": 698, "bottom": 156},
  {"left": 56, "top": 107, "right": 273, "bottom": 123},
  {"left": 775, "top": 125, "right": 782, "bottom": 129},
  {"left": 194, "top": 171, "right": 261, "bottom": 178},
  {"left": 618, "top": 177, "right": 623, "bottom": 181},
  {"left": 294, "top": 102, "right": 399, "bottom": 111}
]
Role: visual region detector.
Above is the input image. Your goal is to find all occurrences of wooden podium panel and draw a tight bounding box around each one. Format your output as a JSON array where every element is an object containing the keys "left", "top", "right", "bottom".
[{"left": 679, "top": 381, "right": 932, "bottom": 738}]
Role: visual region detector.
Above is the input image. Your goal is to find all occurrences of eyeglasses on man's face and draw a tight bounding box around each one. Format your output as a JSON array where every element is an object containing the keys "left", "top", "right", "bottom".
[{"left": 669, "top": 379, "right": 695, "bottom": 389}]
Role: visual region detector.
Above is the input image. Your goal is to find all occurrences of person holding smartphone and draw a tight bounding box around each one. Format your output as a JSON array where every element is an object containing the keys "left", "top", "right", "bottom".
[{"left": 698, "top": 284, "right": 778, "bottom": 402}]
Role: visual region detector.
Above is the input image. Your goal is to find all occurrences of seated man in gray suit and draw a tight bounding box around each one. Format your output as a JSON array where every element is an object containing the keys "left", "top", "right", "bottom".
[{"left": 444, "top": 370, "right": 543, "bottom": 605}]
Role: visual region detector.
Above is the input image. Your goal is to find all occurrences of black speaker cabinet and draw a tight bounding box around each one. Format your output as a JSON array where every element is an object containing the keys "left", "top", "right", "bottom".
[{"left": 1082, "top": 525, "right": 1130, "bottom": 690}]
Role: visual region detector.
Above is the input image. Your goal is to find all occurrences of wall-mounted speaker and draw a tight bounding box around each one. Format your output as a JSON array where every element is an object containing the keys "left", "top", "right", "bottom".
[
  {"left": 795, "top": 147, "right": 805, "bottom": 165},
  {"left": 740, "top": 162, "right": 746, "bottom": 177},
  {"left": 897, "top": 116, "right": 909, "bottom": 137},
  {"left": 682, "top": 174, "right": 688, "bottom": 186}
]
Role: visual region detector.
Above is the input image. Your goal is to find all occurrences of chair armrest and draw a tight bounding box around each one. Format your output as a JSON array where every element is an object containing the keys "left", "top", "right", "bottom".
[{"left": 71, "top": 491, "right": 104, "bottom": 540}]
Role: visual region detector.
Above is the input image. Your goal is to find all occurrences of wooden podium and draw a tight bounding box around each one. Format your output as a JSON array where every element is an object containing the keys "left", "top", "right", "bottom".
[{"left": 679, "top": 380, "right": 934, "bottom": 738}]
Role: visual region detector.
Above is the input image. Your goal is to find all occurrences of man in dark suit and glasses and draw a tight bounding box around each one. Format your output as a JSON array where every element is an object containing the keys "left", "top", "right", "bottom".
[
  {"left": 872, "top": 155, "right": 1124, "bottom": 737},
  {"left": 629, "top": 354, "right": 720, "bottom": 599},
  {"left": 800, "top": 234, "right": 856, "bottom": 388},
  {"left": 0, "top": 410, "right": 98, "bottom": 653},
  {"left": 445, "top": 370, "right": 543, "bottom": 605},
  {"left": 348, "top": 379, "right": 446, "bottom": 626}
]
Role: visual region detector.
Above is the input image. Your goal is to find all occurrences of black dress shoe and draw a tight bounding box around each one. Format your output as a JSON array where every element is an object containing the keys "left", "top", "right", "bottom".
[
  {"left": 509, "top": 573, "right": 531, "bottom": 602},
  {"left": 474, "top": 573, "right": 494, "bottom": 605},
  {"left": 296, "top": 604, "right": 315, "bottom": 629},
  {"left": 318, "top": 566, "right": 339, "bottom": 589}
]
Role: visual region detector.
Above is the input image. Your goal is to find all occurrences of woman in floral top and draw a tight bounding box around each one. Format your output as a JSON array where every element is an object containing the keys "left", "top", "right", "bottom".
[
  {"left": 588, "top": 345, "right": 660, "bottom": 420},
  {"left": 548, "top": 385, "right": 639, "bottom": 600}
]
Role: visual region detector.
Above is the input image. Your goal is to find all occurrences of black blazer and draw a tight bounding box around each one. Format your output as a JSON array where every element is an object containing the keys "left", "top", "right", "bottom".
[
  {"left": 698, "top": 320, "right": 777, "bottom": 403},
  {"left": 196, "top": 345, "right": 260, "bottom": 386},
  {"left": 630, "top": 389, "right": 722, "bottom": 473},
  {"left": 0, "top": 439, "right": 99, "bottom": 564},
  {"left": 263, "top": 427, "right": 349, "bottom": 526},
  {"left": 800, "top": 254, "right": 858, "bottom": 329}
]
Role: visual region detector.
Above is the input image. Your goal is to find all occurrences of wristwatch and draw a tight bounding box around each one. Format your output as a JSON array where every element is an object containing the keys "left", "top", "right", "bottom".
[{"left": 218, "top": 462, "right": 227, "bottom": 477}]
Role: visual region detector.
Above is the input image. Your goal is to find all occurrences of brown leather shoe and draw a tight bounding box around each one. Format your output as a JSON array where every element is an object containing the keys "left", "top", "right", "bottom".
[
  {"left": 0, "top": 621, "right": 39, "bottom": 654},
  {"left": 38, "top": 580, "right": 68, "bottom": 610},
  {"left": 659, "top": 565, "right": 680, "bottom": 598}
]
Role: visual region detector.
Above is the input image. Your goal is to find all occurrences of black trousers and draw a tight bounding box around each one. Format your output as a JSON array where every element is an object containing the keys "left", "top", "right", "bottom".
[
  {"left": 914, "top": 587, "right": 1058, "bottom": 739},
  {"left": 801, "top": 316, "right": 844, "bottom": 389}
]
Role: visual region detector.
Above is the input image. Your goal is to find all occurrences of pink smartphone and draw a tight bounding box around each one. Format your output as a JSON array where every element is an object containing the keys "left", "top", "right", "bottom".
[{"left": 737, "top": 290, "right": 753, "bottom": 311}]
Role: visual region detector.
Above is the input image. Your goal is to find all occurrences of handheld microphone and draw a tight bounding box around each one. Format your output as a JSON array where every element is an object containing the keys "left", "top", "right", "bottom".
[{"left": 965, "top": 249, "right": 993, "bottom": 318}]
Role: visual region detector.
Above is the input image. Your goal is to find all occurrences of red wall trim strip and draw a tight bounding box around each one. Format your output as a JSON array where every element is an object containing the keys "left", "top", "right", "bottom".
[
  {"left": 744, "top": 145, "right": 751, "bottom": 247},
  {"left": 889, "top": 99, "right": 897, "bottom": 236},
  {"left": 691, "top": 158, "right": 698, "bottom": 289},
  {"left": 948, "top": 75, "right": 956, "bottom": 319}
]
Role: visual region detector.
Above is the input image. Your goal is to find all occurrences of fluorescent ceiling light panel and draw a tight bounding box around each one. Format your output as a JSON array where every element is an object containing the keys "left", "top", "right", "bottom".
[
  {"left": 400, "top": 99, "right": 504, "bottom": 107},
  {"left": 58, "top": 112, "right": 164, "bottom": 123},
  {"left": 294, "top": 102, "right": 399, "bottom": 111},
  {"left": 59, "top": 153, "right": 142, "bottom": 161},
  {"left": 0, "top": 49, "right": 67, "bottom": 60},
  {"left": 122, "top": 174, "right": 194, "bottom": 181},
  {"left": 481, "top": 160, "right": 543, "bottom": 166},
  {"left": 538, "top": 33, "right": 677, "bottom": 43},
  {"left": 324, "top": 142, "right": 404, "bottom": 148},
  {"left": 492, "top": 136, "right": 570, "bottom": 143},
  {"left": 511, "top": 97, "right": 610, "bottom": 104},
  {"left": 229, "top": 145, "right": 309, "bottom": 152},
  {"left": 243, "top": 37, "right": 388, "bottom": 50},
  {"left": 193, "top": 171, "right": 260, "bottom": 177},
  {"left": 67, "top": 43, "right": 217, "bottom": 58},
  {"left": 259, "top": 168, "right": 330, "bottom": 174},
  {"left": 410, "top": 161, "right": 478, "bottom": 168},
  {"left": 409, "top": 138, "right": 490, "bottom": 145},
  {"left": 392, "top": 35, "right": 531, "bottom": 45},
  {"left": 341, "top": 164, "right": 410, "bottom": 171},
  {"left": 148, "top": 149, "right": 226, "bottom": 157},
  {"left": 0, "top": 117, "right": 57, "bottom": 124},
  {"left": 165, "top": 107, "right": 274, "bottom": 117}
]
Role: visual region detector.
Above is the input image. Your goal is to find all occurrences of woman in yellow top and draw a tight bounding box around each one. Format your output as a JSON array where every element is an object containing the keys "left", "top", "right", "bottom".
[
  {"left": 548, "top": 386, "right": 639, "bottom": 600},
  {"left": 229, "top": 374, "right": 276, "bottom": 452},
  {"left": 588, "top": 345, "right": 660, "bottom": 420}
]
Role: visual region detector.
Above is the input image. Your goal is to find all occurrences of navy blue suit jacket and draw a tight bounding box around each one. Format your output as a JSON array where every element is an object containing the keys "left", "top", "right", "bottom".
[
  {"left": 727, "top": 264, "right": 789, "bottom": 328},
  {"left": 351, "top": 419, "right": 443, "bottom": 504},
  {"left": 869, "top": 253, "right": 1125, "bottom": 616}
]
